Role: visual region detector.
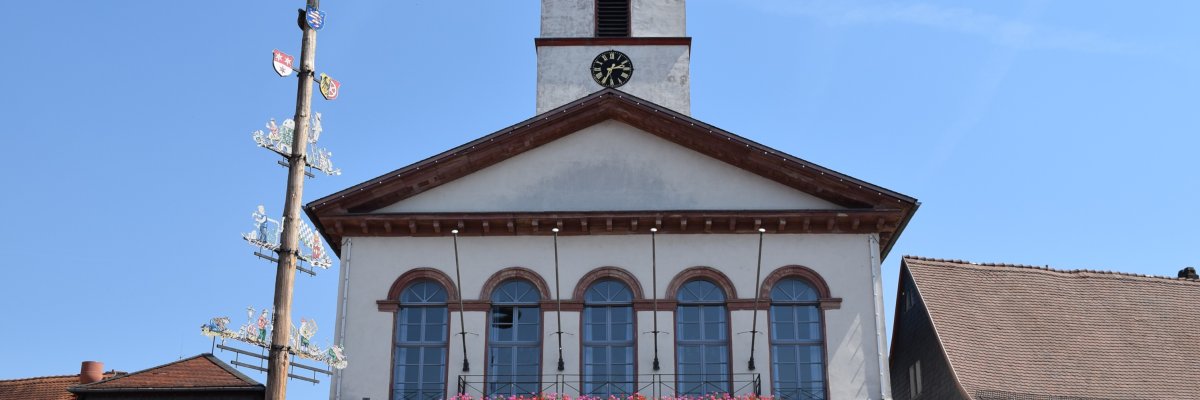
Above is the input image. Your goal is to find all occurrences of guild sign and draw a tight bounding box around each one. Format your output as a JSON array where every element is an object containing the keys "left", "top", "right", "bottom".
[
  {"left": 319, "top": 73, "right": 340, "bottom": 100},
  {"left": 251, "top": 113, "right": 341, "bottom": 176},
  {"left": 272, "top": 49, "right": 295, "bottom": 77},
  {"left": 201, "top": 307, "right": 347, "bottom": 369},
  {"left": 305, "top": 6, "right": 326, "bottom": 31},
  {"left": 242, "top": 205, "right": 281, "bottom": 249},
  {"left": 242, "top": 205, "right": 333, "bottom": 270}
]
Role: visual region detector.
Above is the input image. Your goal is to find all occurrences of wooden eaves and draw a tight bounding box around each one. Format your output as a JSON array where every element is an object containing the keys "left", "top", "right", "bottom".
[{"left": 305, "top": 89, "right": 919, "bottom": 257}]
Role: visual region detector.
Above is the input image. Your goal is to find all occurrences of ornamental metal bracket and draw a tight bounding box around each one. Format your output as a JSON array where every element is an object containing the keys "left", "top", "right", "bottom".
[
  {"left": 201, "top": 307, "right": 348, "bottom": 371},
  {"left": 251, "top": 112, "right": 341, "bottom": 176},
  {"left": 241, "top": 204, "right": 333, "bottom": 275}
]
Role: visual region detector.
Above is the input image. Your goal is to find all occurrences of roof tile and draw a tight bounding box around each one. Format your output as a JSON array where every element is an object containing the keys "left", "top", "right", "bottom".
[
  {"left": 904, "top": 256, "right": 1200, "bottom": 400},
  {"left": 72, "top": 354, "right": 260, "bottom": 392},
  {"left": 0, "top": 372, "right": 118, "bottom": 400}
]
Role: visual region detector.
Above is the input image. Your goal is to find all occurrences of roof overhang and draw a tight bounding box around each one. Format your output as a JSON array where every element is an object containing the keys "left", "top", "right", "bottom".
[{"left": 306, "top": 89, "right": 919, "bottom": 257}]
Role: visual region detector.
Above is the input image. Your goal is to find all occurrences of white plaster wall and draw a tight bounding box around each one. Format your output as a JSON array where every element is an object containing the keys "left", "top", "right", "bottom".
[
  {"left": 541, "top": 0, "right": 593, "bottom": 37},
  {"left": 446, "top": 311, "right": 486, "bottom": 398},
  {"left": 536, "top": 45, "right": 690, "bottom": 114},
  {"left": 378, "top": 121, "right": 837, "bottom": 213},
  {"left": 631, "top": 0, "right": 686, "bottom": 37},
  {"left": 635, "top": 309, "right": 676, "bottom": 386},
  {"left": 729, "top": 309, "right": 770, "bottom": 391},
  {"left": 334, "top": 233, "right": 889, "bottom": 399},
  {"left": 542, "top": 311, "right": 582, "bottom": 376}
]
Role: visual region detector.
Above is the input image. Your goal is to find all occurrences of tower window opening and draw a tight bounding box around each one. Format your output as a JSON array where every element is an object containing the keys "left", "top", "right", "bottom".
[{"left": 596, "top": 0, "right": 631, "bottom": 37}]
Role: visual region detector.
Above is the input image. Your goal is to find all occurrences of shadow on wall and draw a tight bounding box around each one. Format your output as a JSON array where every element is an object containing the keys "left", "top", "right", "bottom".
[{"left": 832, "top": 314, "right": 869, "bottom": 399}]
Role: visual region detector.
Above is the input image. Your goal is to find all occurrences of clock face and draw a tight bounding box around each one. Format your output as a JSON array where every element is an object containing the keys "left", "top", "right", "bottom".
[{"left": 591, "top": 50, "right": 633, "bottom": 88}]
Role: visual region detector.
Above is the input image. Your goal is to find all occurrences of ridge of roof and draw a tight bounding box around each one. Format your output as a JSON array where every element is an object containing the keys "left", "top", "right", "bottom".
[
  {"left": 0, "top": 372, "right": 117, "bottom": 400},
  {"left": 0, "top": 374, "right": 77, "bottom": 383},
  {"left": 902, "top": 255, "right": 1199, "bottom": 283},
  {"left": 71, "top": 353, "right": 260, "bottom": 392},
  {"left": 199, "top": 353, "right": 261, "bottom": 385},
  {"left": 0, "top": 371, "right": 125, "bottom": 385},
  {"left": 74, "top": 354, "right": 206, "bottom": 388}
]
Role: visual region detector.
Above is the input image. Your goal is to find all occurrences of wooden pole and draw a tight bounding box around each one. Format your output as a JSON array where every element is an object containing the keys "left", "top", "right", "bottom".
[{"left": 266, "top": 1, "right": 318, "bottom": 399}]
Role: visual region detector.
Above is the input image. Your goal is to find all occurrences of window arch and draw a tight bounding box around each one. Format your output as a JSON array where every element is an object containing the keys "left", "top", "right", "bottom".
[
  {"left": 675, "top": 279, "right": 730, "bottom": 395},
  {"left": 769, "top": 278, "right": 827, "bottom": 400},
  {"left": 487, "top": 280, "right": 542, "bottom": 396},
  {"left": 572, "top": 266, "right": 644, "bottom": 301},
  {"left": 582, "top": 279, "right": 635, "bottom": 396},
  {"left": 392, "top": 280, "right": 449, "bottom": 400},
  {"left": 666, "top": 266, "right": 738, "bottom": 300}
]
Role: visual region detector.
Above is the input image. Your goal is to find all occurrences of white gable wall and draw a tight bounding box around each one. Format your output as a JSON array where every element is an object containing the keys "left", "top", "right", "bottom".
[{"left": 379, "top": 120, "right": 840, "bottom": 213}]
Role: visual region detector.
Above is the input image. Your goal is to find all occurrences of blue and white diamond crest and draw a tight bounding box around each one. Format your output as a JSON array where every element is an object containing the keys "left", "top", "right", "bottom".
[
  {"left": 242, "top": 205, "right": 333, "bottom": 270},
  {"left": 305, "top": 6, "right": 326, "bottom": 31}
]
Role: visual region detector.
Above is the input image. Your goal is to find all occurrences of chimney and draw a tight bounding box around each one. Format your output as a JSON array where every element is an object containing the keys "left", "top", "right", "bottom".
[
  {"left": 79, "top": 361, "right": 104, "bottom": 384},
  {"left": 1180, "top": 267, "right": 1198, "bottom": 280}
]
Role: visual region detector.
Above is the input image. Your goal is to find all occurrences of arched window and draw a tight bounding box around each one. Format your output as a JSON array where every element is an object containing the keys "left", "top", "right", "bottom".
[
  {"left": 392, "top": 280, "right": 449, "bottom": 400},
  {"left": 582, "top": 280, "right": 635, "bottom": 396},
  {"left": 675, "top": 279, "right": 730, "bottom": 395},
  {"left": 769, "top": 278, "right": 826, "bottom": 400},
  {"left": 487, "top": 280, "right": 542, "bottom": 395}
]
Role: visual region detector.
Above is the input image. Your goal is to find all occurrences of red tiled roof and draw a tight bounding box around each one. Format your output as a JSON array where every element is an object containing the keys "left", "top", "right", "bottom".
[
  {"left": 0, "top": 372, "right": 118, "bottom": 400},
  {"left": 70, "top": 354, "right": 261, "bottom": 393},
  {"left": 904, "top": 256, "right": 1200, "bottom": 400}
]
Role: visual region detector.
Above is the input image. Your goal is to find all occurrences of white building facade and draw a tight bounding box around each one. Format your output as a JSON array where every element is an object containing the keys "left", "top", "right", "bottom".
[{"left": 308, "top": 2, "right": 918, "bottom": 400}]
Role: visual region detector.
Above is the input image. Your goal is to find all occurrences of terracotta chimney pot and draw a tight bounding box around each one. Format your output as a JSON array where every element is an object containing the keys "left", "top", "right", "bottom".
[{"left": 80, "top": 361, "right": 104, "bottom": 384}]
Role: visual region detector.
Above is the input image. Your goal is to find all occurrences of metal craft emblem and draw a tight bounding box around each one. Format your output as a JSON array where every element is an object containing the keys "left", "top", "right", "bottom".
[
  {"left": 305, "top": 6, "right": 326, "bottom": 31},
  {"left": 251, "top": 113, "right": 340, "bottom": 176},
  {"left": 201, "top": 307, "right": 347, "bottom": 369},
  {"left": 242, "top": 205, "right": 332, "bottom": 270},
  {"left": 272, "top": 49, "right": 295, "bottom": 77},
  {"left": 243, "top": 205, "right": 282, "bottom": 249},
  {"left": 319, "top": 73, "right": 340, "bottom": 100}
]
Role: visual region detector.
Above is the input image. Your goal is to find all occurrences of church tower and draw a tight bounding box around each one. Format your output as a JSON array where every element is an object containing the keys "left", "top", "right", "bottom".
[{"left": 536, "top": 0, "right": 691, "bottom": 114}]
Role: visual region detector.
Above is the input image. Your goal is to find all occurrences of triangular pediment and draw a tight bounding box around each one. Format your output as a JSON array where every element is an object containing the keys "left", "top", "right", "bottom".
[
  {"left": 307, "top": 89, "right": 918, "bottom": 256},
  {"left": 378, "top": 120, "right": 840, "bottom": 213}
]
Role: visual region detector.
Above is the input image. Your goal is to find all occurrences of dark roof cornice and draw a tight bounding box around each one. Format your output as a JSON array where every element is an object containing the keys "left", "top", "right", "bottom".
[{"left": 306, "top": 89, "right": 918, "bottom": 257}]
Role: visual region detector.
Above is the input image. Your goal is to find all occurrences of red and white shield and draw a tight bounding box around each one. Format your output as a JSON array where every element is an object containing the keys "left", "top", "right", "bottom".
[
  {"left": 272, "top": 49, "right": 295, "bottom": 77},
  {"left": 319, "top": 73, "right": 340, "bottom": 100}
]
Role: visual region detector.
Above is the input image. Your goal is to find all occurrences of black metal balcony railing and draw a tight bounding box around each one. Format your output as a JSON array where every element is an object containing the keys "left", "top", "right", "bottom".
[{"left": 455, "top": 374, "right": 762, "bottom": 399}]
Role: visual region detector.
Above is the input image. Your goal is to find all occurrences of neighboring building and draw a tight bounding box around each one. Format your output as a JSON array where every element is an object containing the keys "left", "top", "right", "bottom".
[
  {"left": 307, "top": 1, "right": 918, "bottom": 400},
  {"left": 0, "top": 354, "right": 262, "bottom": 400},
  {"left": 889, "top": 257, "right": 1200, "bottom": 400},
  {"left": 0, "top": 362, "right": 120, "bottom": 400},
  {"left": 68, "top": 354, "right": 263, "bottom": 400}
]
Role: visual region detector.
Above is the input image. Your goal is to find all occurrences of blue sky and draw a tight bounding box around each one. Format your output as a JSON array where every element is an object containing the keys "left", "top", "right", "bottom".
[{"left": 2, "top": 1, "right": 1197, "bottom": 398}]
